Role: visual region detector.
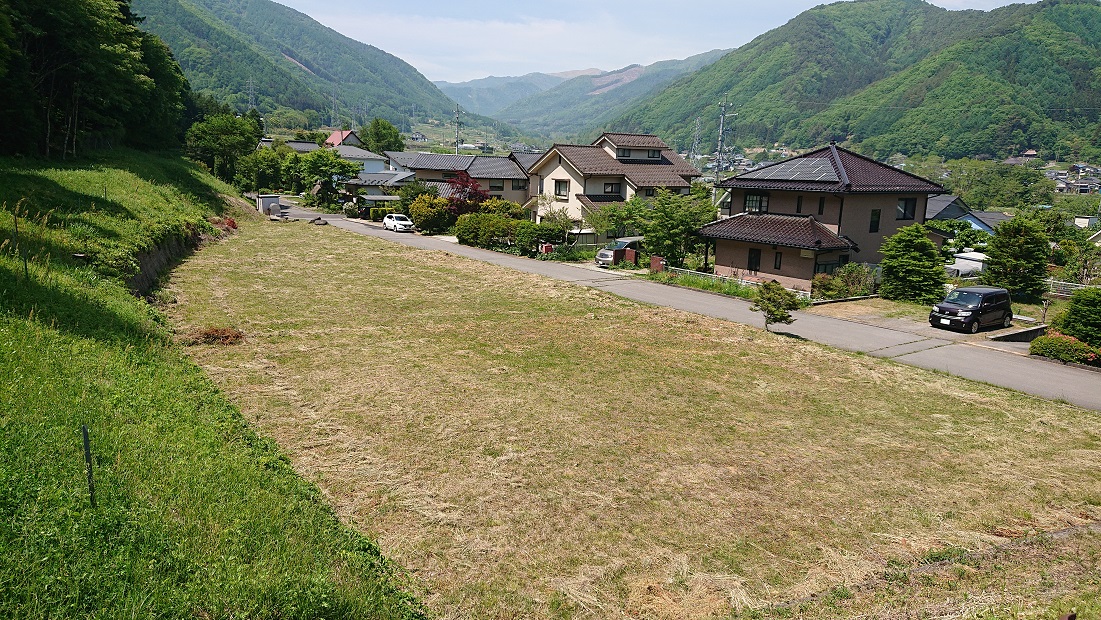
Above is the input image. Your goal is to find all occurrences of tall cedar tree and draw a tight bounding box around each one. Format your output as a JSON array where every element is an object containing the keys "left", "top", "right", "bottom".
[
  {"left": 981, "top": 217, "right": 1050, "bottom": 299},
  {"left": 1059, "top": 287, "right": 1101, "bottom": 348},
  {"left": 879, "top": 224, "right": 948, "bottom": 305}
]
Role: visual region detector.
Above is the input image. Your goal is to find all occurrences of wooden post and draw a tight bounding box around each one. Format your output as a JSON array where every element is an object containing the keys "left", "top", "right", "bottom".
[{"left": 82, "top": 425, "right": 96, "bottom": 508}]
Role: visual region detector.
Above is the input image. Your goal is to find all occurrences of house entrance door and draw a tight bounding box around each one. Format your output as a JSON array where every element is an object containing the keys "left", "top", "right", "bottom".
[{"left": 748, "top": 248, "right": 761, "bottom": 273}]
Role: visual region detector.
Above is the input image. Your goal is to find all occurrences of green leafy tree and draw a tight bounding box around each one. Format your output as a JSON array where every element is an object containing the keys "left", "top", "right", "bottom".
[
  {"left": 750, "top": 281, "right": 802, "bottom": 331},
  {"left": 185, "top": 114, "right": 259, "bottom": 181},
  {"left": 364, "top": 118, "right": 404, "bottom": 154},
  {"left": 537, "top": 204, "right": 574, "bottom": 244},
  {"left": 1058, "top": 287, "right": 1101, "bottom": 348},
  {"left": 297, "top": 148, "right": 362, "bottom": 206},
  {"left": 879, "top": 224, "right": 948, "bottom": 305},
  {"left": 981, "top": 217, "right": 1050, "bottom": 300},
  {"left": 583, "top": 200, "right": 644, "bottom": 240},
  {"left": 634, "top": 189, "right": 717, "bottom": 268},
  {"left": 477, "top": 198, "right": 525, "bottom": 219}
]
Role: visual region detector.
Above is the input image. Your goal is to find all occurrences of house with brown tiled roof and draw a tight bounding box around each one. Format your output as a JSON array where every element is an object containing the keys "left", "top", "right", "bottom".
[
  {"left": 525, "top": 132, "right": 700, "bottom": 228},
  {"left": 703, "top": 143, "right": 944, "bottom": 289}
]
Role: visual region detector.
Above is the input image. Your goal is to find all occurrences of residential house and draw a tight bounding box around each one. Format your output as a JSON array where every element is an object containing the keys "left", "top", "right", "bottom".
[
  {"left": 257, "top": 138, "right": 320, "bottom": 154},
  {"left": 345, "top": 170, "right": 415, "bottom": 196},
  {"left": 523, "top": 133, "right": 701, "bottom": 228},
  {"left": 330, "top": 144, "right": 387, "bottom": 173},
  {"left": 926, "top": 194, "right": 1008, "bottom": 234},
  {"left": 408, "top": 131, "right": 428, "bottom": 142},
  {"left": 1073, "top": 177, "right": 1100, "bottom": 194},
  {"left": 701, "top": 143, "right": 945, "bottom": 289},
  {"left": 325, "top": 130, "right": 364, "bottom": 147},
  {"left": 383, "top": 152, "right": 530, "bottom": 203}
]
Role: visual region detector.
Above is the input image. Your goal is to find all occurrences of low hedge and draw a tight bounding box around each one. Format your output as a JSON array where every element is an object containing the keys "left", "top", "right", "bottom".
[{"left": 1029, "top": 331, "right": 1101, "bottom": 366}]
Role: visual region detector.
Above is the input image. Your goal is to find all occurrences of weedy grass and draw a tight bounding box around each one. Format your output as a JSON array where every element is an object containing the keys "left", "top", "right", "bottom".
[
  {"left": 167, "top": 219, "right": 1101, "bottom": 619},
  {"left": 0, "top": 151, "right": 424, "bottom": 619}
]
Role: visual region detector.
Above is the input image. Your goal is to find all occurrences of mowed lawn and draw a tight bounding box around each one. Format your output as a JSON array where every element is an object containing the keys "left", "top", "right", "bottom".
[{"left": 167, "top": 220, "right": 1101, "bottom": 619}]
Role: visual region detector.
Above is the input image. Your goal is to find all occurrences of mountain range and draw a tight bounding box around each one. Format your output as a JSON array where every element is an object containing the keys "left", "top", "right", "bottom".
[{"left": 133, "top": 0, "right": 1101, "bottom": 160}]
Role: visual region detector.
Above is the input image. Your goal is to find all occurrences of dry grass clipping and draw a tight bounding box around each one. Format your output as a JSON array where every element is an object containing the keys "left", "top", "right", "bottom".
[{"left": 166, "top": 221, "right": 1101, "bottom": 620}]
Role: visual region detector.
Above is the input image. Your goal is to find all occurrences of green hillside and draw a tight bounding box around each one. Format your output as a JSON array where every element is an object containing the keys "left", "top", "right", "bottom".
[
  {"left": 436, "top": 73, "right": 566, "bottom": 116},
  {"left": 609, "top": 0, "right": 1101, "bottom": 159},
  {"left": 132, "top": 0, "right": 487, "bottom": 131},
  {"left": 494, "top": 49, "right": 731, "bottom": 140},
  {"left": 0, "top": 151, "right": 423, "bottom": 618}
]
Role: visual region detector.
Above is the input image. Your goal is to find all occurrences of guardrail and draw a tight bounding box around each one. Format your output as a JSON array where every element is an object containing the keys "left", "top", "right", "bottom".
[{"left": 664, "top": 266, "right": 811, "bottom": 299}]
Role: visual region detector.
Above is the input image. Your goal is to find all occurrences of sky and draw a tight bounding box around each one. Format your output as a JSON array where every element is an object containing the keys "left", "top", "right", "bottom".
[{"left": 272, "top": 0, "right": 1039, "bottom": 83}]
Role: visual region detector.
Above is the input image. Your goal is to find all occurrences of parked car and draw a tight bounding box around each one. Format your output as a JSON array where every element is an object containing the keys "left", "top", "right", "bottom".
[
  {"left": 929, "top": 285, "right": 1012, "bottom": 333},
  {"left": 595, "top": 236, "right": 643, "bottom": 267},
  {"left": 383, "top": 213, "right": 415, "bottom": 232}
]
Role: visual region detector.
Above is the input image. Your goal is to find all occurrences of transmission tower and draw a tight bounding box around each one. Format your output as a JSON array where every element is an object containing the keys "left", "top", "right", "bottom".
[
  {"left": 330, "top": 85, "right": 338, "bottom": 128},
  {"left": 453, "top": 104, "right": 462, "bottom": 154},
  {"left": 247, "top": 77, "right": 256, "bottom": 111},
  {"left": 689, "top": 117, "right": 703, "bottom": 171},
  {"left": 715, "top": 101, "right": 737, "bottom": 180}
]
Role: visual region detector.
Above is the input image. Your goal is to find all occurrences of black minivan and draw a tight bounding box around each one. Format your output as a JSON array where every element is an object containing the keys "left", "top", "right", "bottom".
[{"left": 929, "top": 286, "right": 1013, "bottom": 333}]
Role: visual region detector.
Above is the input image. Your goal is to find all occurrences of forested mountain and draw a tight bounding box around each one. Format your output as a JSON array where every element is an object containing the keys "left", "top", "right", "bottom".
[
  {"left": 494, "top": 49, "right": 731, "bottom": 139},
  {"left": 435, "top": 73, "right": 567, "bottom": 116},
  {"left": 132, "top": 0, "right": 480, "bottom": 132},
  {"left": 0, "top": 0, "right": 190, "bottom": 156},
  {"left": 609, "top": 0, "right": 1101, "bottom": 160}
]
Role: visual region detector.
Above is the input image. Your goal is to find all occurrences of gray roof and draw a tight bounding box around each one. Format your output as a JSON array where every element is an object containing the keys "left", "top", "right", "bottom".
[
  {"left": 355, "top": 171, "right": 415, "bottom": 186},
  {"left": 385, "top": 151, "right": 420, "bottom": 168},
  {"left": 258, "top": 138, "right": 320, "bottom": 153},
  {"left": 409, "top": 153, "right": 476, "bottom": 171},
  {"left": 926, "top": 194, "right": 968, "bottom": 220},
  {"left": 332, "top": 144, "right": 385, "bottom": 160},
  {"left": 972, "top": 211, "right": 1012, "bottom": 229},
  {"left": 510, "top": 152, "right": 543, "bottom": 173},
  {"left": 468, "top": 156, "right": 527, "bottom": 180}
]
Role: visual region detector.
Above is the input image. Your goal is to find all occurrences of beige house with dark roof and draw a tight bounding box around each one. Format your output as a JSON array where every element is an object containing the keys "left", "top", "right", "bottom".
[
  {"left": 382, "top": 152, "right": 529, "bottom": 203},
  {"left": 703, "top": 144, "right": 945, "bottom": 289},
  {"left": 525, "top": 132, "right": 701, "bottom": 225}
]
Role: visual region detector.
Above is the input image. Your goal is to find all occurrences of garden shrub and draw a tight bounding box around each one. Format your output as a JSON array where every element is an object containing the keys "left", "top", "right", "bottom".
[
  {"left": 342, "top": 203, "right": 359, "bottom": 218},
  {"left": 512, "top": 221, "right": 543, "bottom": 255},
  {"left": 812, "top": 263, "right": 876, "bottom": 299},
  {"left": 455, "top": 213, "right": 513, "bottom": 248},
  {"left": 408, "top": 195, "right": 454, "bottom": 234},
  {"left": 478, "top": 198, "right": 525, "bottom": 220},
  {"left": 1029, "top": 331, "right": 1100, "bottom": 366}
]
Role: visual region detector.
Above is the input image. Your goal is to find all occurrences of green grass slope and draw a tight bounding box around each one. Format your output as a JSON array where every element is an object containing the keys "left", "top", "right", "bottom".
[{"left": 0, "top": 151, "right": 423, "bottom": 619}]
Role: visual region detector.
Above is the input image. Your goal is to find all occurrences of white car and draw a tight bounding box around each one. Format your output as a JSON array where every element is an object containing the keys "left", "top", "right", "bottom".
[{"left": 383, "top": 213, "right": 415, "bottom": 232}]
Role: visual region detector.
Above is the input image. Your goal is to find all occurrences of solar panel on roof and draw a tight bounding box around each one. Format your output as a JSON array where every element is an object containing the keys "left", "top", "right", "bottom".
[{"left": 740, "top": 158, "right": 839, "bottom": 182}]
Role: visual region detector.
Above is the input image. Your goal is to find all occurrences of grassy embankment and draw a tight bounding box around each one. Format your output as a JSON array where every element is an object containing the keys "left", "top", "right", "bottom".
[
  {"left": 0, "top": 151, "right": 423, "bottom": 618},
  {"left": 167, "top": 216, "right": 1101, "bottom": 619}
]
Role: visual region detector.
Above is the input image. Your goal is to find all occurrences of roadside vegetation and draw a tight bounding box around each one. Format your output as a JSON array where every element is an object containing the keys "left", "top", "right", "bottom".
[
  {"left": 0, "top": 151, "right": 422, "bottom": 619},
  {"left": 167, "top": 216, "right": 1101, "bottom": 619}
]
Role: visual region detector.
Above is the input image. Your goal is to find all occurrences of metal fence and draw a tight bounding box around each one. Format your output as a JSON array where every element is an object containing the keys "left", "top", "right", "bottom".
[
  {"left": 1047, "top": 278, "right": 1095, "bottom": 297},
  {"left": 664, "top": 266, "right": 811, "bottom": 299}
]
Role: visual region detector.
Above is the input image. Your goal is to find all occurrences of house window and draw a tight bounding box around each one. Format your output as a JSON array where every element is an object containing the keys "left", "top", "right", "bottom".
[
  {"left": 748, "top": 248, "right": 761, "bottom": 272},
  {"left": 818, "top": 197, "right": 825, "bottom": 215},
  {"left": 617, "top": 148, "right": 631, "bottom": 158},
  {"left": 604, "top": 183, "right": 621, "bottom": 194},
  {"left": 644, "top": 188, "right": 655, "bottom": 197},
  {"left": 647, "top": 149, "right": 661, "bottom": 159},
  {"left": 489, "top": 179, "right": 504, "bottom": 191},
  {"left": 744, "top": 193, "right": 769, "bottom": 213},
  {"left": 796, "top": 196, "right": 803, "bottom": 214},
  {"left": 512, "top": 179, "right": 528, "bottom": 190},
  {"left": 554, "top": 179, "right": 570, "bottom": 199},
  {"left": 774, "top": 252, "right": 782, "bottom": 270},
  {"left": 869, "top": 209, "right": 881, "bottom": 233},
  {"left": 897, "top": 197, "right": 916, "bottom": 220},
  {"left": 442, "top": 172, "right": 457, "bottom": 180}
]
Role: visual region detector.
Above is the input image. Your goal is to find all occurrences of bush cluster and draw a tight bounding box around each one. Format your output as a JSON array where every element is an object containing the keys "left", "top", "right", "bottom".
[
  {"left": 811, "top": 263, "right": 877, "bottom": 300},
  {"left": 1029, "top": 331, "right": 1100, "bottom": 366},
  {"left": 455, "top": 213, "right": 566, "bottom": 255}
]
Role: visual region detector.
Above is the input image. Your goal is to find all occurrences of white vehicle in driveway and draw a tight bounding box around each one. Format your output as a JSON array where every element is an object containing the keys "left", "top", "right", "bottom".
[{"left": 383, "top": 213, "right": 415, "bottom": 232}]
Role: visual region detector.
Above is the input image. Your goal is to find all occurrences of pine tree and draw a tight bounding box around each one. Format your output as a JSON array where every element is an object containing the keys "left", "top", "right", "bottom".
[
  {"left": 750, "top": 281, "right": 801, "bottom": 332},
  {"left": 879, "top": 224, "right": 948, "bottom": 305},
  {"left": 981, "top": 217, "right": 1050, "bottom": 300}
]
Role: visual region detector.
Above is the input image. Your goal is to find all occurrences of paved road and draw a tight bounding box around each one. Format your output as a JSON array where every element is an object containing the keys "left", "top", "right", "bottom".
[{"left": 286, "top": 208, "right": 1101, "bottom": 411}]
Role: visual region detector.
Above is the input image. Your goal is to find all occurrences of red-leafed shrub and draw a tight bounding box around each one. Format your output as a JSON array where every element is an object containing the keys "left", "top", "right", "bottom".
[{"left": 1029, "top": 331, "right": 1100, "bottom": 366}]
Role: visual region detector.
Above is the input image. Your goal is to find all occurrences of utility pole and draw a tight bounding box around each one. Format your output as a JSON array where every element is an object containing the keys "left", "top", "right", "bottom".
[{"left": 453, "top": 104, "right": 461, "bottom": 155}]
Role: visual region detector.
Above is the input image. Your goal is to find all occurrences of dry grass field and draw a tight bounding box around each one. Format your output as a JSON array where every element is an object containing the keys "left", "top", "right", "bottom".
[{"left": 166, "top": 219, "right": 1101, "bottom": 619}]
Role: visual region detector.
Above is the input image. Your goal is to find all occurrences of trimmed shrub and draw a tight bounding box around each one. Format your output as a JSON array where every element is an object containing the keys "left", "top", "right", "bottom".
[
  {"left": 455, "top": 213, "right": 513, "bottom": 248},
  {"left": 1029, "top": 331, "right": 1100, "bottom": 366},
  {"left": 478, "top": 197, "right": 525, "bottom": 220},
  {"left": 408, "top": 195, "right": 454, "bottom": 234},
  {"left": 342, "top": 203, "right": 359, "bottom": 218}
]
